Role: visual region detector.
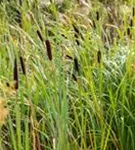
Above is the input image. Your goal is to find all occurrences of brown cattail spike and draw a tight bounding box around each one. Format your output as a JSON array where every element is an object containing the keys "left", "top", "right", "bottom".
[
  {"left": 15, "top": 9, "right": 22, "bottom": 28},
  {"left": 13, "top": 58, "right": 19, "bottom": 89},
  {"left": 92, "top": 20, "right": 96, "bottom": 28},
  {"left": 96, "top": 11, "right": 100, "bottom": 21},
  {"left": 130, "top": 19, "right": 133, "bottom": 27},
  {"left": 65, "top": 55, "right": 73, "bottom": 60},
  {"left": 20, "top": 56, "right": 26, "bottom": 75},
  {"left": 97, "top": 50, "right": 101, "bottom": 64},
  {"left": 73, "top": 25, "right": 80, "bottom": 45},
  {"left": 74, "top": 57, "right": 79, "bottom": 73},
  {"left": 6, "top": 82, "right": 10, "bottom": 87},
  {"left": 73, "top": 25, "right": 79, "bottom": 34},
  {"left": 127, "top": 27, "right": 130, "bottom": 35},
  {"left": 133, "top": 6, "right": 135, "bottom": 17},
  {"left": 37, "top": 30, "right": 44, "bottom": 42},
  {"left": 45, "top": 40, "right": 52, "bottom": 61},
  {"left": 72, "top": 74, "right": 77, "bottom": 81}
]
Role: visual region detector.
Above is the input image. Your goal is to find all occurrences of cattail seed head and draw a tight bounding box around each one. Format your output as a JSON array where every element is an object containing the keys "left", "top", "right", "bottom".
[
  {"left": 20, "top": 56, "right": 26, "bottom": 75},
  {"left": 73, "top": 25, "right": 80, "bottom": 45},
  {"left": 130, "top": 19, "right": 133, "bottom": 27},
  {"left": 73, "top": 25, "right": 80, "bottom": 34},
  {"left": 97, "top": 50, "right": 101, "bottom": 64},
  {"left": 72, "top": 74, "right": 77, "bottom": 81},
  {"left": 37, "top": 30, "right": 44, "bottom": 42},
  {"left": 92, "top": 20, "right": 96, "bottom": 28},
  {"left": 6, "top": 82, "right": 10, "bottom": 87},
  {"left": 127, "top": 27, "right": 130, "bottom": 35},
  {"left": 96, "top": 11, "right": 100, "bottom": 21},
  {"left": 65, "top": 55, "right": 73, "bottom": 60},
  {"left": 74, "top": 57, "right": 79, "bottom": 73},
  {"left": 45, "top": 40, "right": 52, "bottom": 61},
  {"left": 13, "top": 58, "right": 19, "bottom": 90},
  {"left": 15, "top": 9, "right": 22, "bottom": 28},
  {"left": 133, "top": 6, "right": 135, "bottom": 17}
]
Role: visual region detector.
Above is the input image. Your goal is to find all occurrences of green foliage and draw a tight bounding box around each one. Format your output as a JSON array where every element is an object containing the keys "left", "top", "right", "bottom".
[{"left": 0, "top": 0, "right": 135, "bottom": 149}]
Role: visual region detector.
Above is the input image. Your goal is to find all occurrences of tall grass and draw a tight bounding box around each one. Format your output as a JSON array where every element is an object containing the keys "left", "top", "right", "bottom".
[{"left": 0, "top": 0, "right": 135, "bottom": 150}]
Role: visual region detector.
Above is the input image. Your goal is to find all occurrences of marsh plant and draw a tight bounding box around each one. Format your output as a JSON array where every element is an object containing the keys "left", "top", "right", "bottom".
[{"left": 0, "top": 0, "right": 135, "bottom": 150}]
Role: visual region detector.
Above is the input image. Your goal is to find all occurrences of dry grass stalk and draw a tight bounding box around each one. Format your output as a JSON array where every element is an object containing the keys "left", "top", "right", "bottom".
[{"left": 0, "top": 99, "right": 9, "bottom": 125}]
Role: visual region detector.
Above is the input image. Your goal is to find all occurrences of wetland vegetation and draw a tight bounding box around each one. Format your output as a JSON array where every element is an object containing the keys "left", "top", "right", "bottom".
[{"left": 0, "top": 0, "right": 135, "bottom": 149}]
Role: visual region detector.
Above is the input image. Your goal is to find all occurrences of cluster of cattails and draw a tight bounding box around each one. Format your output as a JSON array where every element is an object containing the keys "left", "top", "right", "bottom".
[
  {"left": 9, "top": 56, "right": 26, "bottom": 90},
  {"left": 37, "top": 29, "right": 81, "bottom": 81},
  {"left": 36, "top": 30, "right": 52, "bottom": 61}
]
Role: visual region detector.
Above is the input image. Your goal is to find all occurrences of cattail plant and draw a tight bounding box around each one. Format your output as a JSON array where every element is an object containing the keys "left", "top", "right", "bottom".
[
  {"left": 73, "top": 24, "right": 80, "bottom": 35},
  {"left": 37, "top": 30, "right": 44, "bottom": 42},
  {"left": 13, "top": 58, "right": 19, "bottom": 90},
  {"left": 127, "top": 27, "right": 130, "bottom": 36},
  {"left": 6, "top": 82, "right": 10, "bottom": 87},
  {"left": 45, "top": 40, "right": 52, "bottom": 61},
  {"left": 73, "top": 25, "right": 80, "bottom": 45},
  {"left": 127, "top": 19, "right": 133, "bottom": 38},
  {"left": 96, "top": 11, "right": 100, "bottom": 21},
  {"left": 72, "top": 74, "right": 77, "bottom": 81},
  {"left": 130, "top": 19, "right": 133, "bottom": 27},
  {"left": 65, "top": 55, "right": 73, "bottom": 60},
  {"left": 133, "top": 6, "right": 135, "bottom": 17},
  {"left": 74, "top": 57, "right": 79, "bottom": 73},
  {"left": 92, "top": 20, "right": 96, "bottom": 28},
  {"left": 20, "top": 56, "right": 26, "bottom": 75},
  {"left": 97, "top": 50, "right": 101, "bottom": 64},
  {"left": 15, "top": 9, "right": 22, "bottom": 28}
]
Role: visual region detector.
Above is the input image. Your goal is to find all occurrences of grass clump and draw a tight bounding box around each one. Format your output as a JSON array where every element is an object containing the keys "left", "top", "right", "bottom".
[{"left": 0, "top": 0, "right": 135, "bottom": 150}]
